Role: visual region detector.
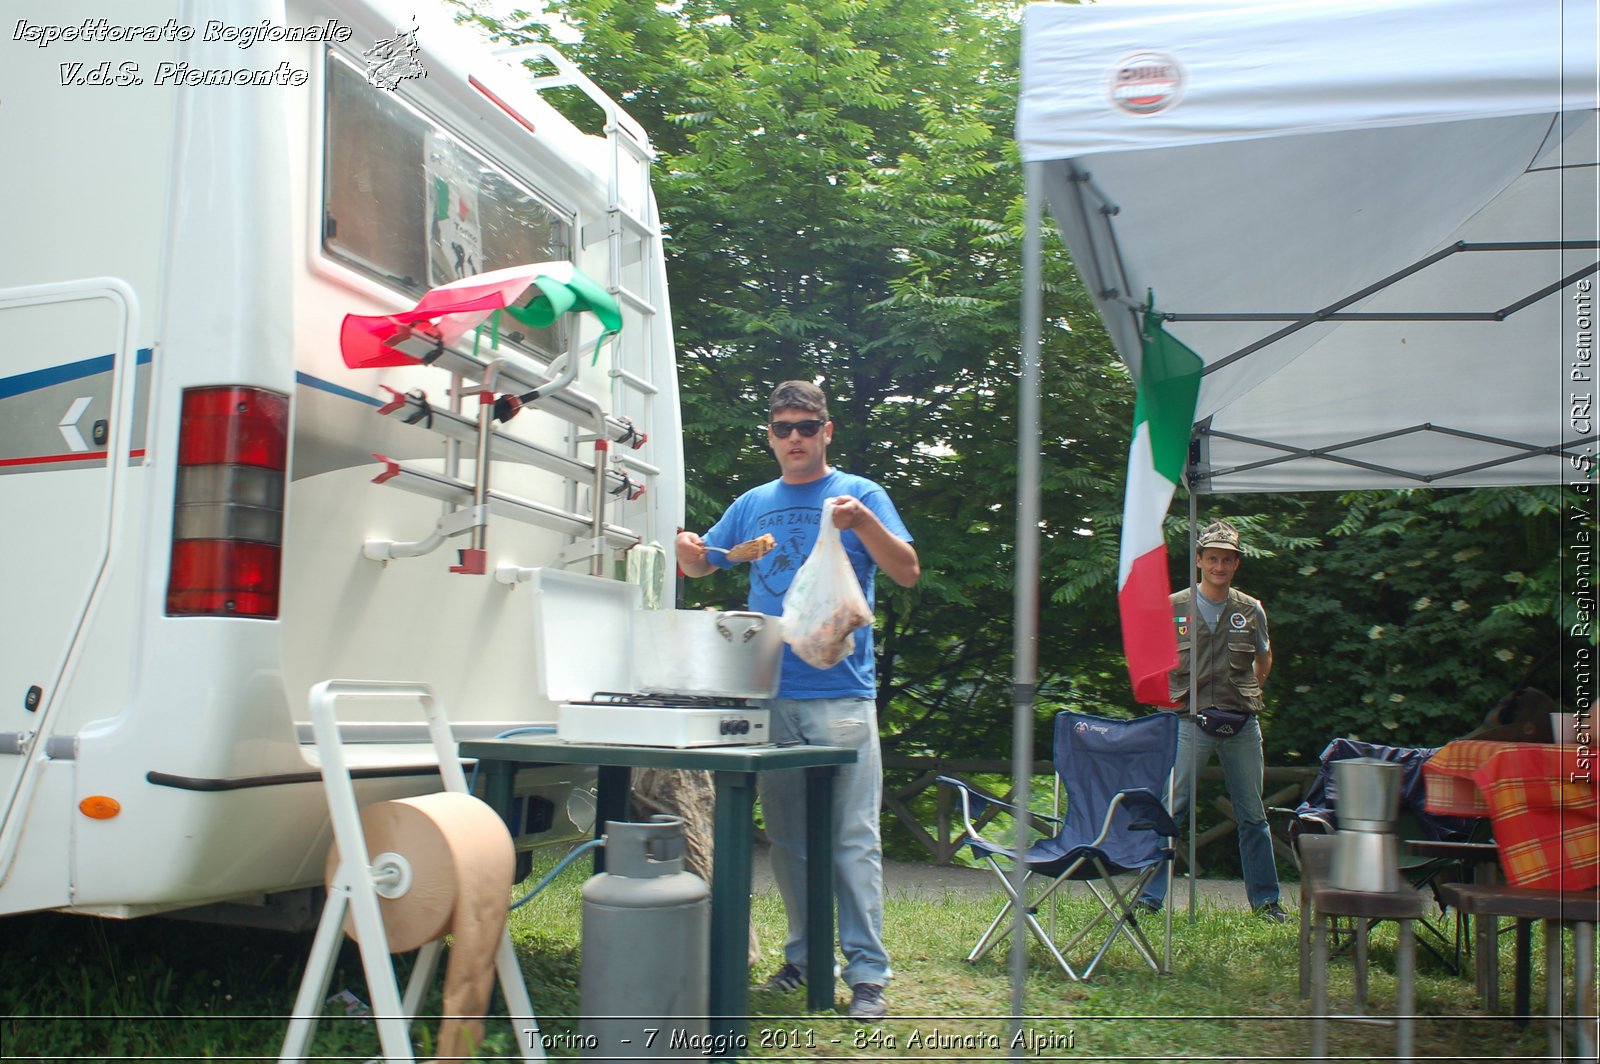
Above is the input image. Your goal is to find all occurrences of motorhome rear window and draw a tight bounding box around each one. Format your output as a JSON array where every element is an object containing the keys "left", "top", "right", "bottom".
[{"left": 322, "top": 52, "right": 573, "bottom": 359}]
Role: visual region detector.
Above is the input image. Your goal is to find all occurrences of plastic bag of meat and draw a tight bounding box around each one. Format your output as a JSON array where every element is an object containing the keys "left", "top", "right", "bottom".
[{"left": 780, "top": 500, "right": 874, "bottom": 669}]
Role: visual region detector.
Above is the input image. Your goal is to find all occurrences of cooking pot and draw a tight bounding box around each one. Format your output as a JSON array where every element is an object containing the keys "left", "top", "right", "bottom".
[
  {"left": 631, "top": 609, "right": 783, "bottom": 699},
  {"left": 1332, "top": 757, "right": 1402, "bottom": 833}
]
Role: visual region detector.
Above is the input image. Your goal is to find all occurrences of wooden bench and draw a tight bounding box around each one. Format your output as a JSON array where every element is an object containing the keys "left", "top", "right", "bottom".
[
  {"left": 1436, "top": 883, "right": 1599, "bottom": 1064},
  {"left": 1298, "top": 834, "right": 1427, "bottom": 1061}
]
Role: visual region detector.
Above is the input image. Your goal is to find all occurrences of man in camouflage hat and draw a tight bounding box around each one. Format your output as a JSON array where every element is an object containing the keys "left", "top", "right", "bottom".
[{"left": 1136, "top": 519, "right": 1286, "bottom": 921}]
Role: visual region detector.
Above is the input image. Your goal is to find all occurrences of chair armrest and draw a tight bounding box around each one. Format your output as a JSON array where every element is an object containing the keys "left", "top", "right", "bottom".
[
  {"left": 935, "top": 775, "right": 1061, "bottom": 848},
  {"left": 1093, "top": 787, "right": 1180, "bottom": 846},
  {"left": 1298, "top": 813, "right": 1334, "bottom": 834}
]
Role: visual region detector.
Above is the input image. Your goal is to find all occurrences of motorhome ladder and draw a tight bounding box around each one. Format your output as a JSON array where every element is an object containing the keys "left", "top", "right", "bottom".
[{"left": 494, "top": 43, "right": 664, "bottom": 481}]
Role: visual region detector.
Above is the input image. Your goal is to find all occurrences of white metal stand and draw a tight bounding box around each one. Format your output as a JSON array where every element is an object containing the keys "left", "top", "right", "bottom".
[{"left": 280, "top": 680, "right": 544, "bottom": 1064}]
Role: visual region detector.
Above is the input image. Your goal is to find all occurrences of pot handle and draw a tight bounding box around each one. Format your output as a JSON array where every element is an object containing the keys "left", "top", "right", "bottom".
[{"left": 715, "top": 611, "right": 767, "bottom": 643}]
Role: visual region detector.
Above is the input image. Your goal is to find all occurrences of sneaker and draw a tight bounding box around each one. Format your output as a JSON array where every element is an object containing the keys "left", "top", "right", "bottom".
[
  {"left": 753, "top": 962, "right": 805, "bottom": 993},
  {"left": 1131, "top": 898, "right": 1160, "bottom": 916},
  {"left": 1256, "top": 901, "right": 1289, "bottom": 923},
  {"left": 848, "top": 982, "right": 888, "bottom": 1021}
]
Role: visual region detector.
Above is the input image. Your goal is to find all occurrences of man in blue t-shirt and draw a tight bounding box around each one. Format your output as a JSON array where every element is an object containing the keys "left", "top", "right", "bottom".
[{"left": 676, "top": 380, "right": 919, "bottom": 1022}]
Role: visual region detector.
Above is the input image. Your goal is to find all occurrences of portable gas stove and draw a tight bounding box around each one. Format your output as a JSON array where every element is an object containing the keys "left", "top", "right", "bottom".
[{"left": 556, "top": 692, "right": 771, "bottom": 748}]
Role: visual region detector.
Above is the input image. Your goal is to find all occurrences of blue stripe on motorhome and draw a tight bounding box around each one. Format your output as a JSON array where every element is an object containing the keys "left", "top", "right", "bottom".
[
  {"left": 1, "top": 362, "right": 375, "bottom": 408},
  {"left": 296, "top": 372, "right": 383, "bottom": 408},
  {"left": 0, "top": 348, "right": 153, "bottom": 400}
]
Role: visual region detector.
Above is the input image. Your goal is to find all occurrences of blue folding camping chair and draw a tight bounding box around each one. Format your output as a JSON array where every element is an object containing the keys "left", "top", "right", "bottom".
[{"left": 938, "top": 710, "right": 1180, "bottom": 979}]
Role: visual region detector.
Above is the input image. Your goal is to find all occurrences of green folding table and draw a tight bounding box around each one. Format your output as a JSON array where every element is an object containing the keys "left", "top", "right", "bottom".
[{"left": 459, "top": 737, "right": 856, "bottom": 1042}]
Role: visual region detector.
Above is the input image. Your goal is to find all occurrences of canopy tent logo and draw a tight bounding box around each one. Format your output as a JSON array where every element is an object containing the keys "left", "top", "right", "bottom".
[{"left": 1109, "top": 51, "right": 1184, "bottom": 115}]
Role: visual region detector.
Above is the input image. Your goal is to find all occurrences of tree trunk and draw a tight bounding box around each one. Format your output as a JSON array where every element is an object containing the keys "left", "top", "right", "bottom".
[{"left": 631, "top": 768, "right": 761, "bottom": 968}]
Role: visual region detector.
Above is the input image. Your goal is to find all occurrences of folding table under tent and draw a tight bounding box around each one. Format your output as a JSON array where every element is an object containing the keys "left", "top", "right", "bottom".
[{"left": 997, "top": 0, "right": 1598, "bottom": 1020}]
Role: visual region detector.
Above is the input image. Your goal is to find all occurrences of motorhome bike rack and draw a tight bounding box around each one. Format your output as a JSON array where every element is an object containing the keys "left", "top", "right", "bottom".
[
  {"left": 279, "top": 680, "right": 544, "bottom": 1064},
  {"left": 363, "top": 326, "right": 649, "bottom": 575},
  {"left": 374, "top": 385, "right": 652, "bottom": 498},
  {"left": 365, "top": 458, "right": 642, "bottom": 554},
  {"left": 363, "top": 42, "right": 667, "bottom": 580}
]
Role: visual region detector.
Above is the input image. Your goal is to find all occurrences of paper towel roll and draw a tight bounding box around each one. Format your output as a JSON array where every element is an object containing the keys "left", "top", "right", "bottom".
[{"left": 326, "top": 792, "right": 515, "bottom": 1060}]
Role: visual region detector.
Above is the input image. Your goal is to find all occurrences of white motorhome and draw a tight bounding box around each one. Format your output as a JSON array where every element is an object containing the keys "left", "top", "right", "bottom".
[{"left": 0, "top": 0, "right": 683, "bottom": 923}]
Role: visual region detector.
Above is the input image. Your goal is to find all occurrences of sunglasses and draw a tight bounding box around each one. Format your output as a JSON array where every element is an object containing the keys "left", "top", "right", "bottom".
[{"left": 769, "top": 419, "right": 827, "bottom": 439}]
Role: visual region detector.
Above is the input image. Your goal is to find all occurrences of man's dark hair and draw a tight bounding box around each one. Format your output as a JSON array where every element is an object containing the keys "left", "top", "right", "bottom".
[{"left": 769, "top": 380, "right": 828, "bottom": 419}]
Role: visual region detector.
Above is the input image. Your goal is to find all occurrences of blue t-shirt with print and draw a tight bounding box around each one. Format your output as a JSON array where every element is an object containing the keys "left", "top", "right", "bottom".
[{"left": 705, "top": 470, "right": 911, "bottom": 699}]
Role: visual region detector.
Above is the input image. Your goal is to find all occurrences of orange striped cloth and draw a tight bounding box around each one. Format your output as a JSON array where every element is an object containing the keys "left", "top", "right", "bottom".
[
  {"left": 1423, "top": 741, "right": 1597, "bottom": 890},
  {"left": 1422, "top": 740, "right": 1521, "bottom": 817}
]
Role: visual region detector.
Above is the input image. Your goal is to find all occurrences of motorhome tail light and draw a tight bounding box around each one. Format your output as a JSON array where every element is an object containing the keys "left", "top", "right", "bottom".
[{"left": 166, "top": 387, "right": 289, "bottom": 618}]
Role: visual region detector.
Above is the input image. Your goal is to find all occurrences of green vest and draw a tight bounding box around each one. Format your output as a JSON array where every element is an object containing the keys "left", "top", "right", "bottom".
[{"left": 1169, "top": 586, "right": 1265, "bottom": 714}]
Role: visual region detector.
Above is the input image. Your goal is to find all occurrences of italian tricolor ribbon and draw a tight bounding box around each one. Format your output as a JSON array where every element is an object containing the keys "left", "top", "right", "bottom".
[{"left": 339, "top": 261, "right": 621, "bottom": 370}]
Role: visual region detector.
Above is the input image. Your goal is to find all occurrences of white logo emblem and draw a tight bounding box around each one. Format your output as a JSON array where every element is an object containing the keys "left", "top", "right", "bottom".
[{"left": 1229, "top": 612, "right": 1248, "bottom": 629}]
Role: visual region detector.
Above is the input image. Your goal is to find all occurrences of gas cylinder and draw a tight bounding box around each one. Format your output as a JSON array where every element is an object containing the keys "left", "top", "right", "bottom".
[{"left": 579, "top": 816, "right": 709, "bottom": 1059}]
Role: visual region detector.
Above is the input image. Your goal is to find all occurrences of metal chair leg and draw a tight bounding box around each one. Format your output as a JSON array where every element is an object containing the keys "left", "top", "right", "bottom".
[{"left": 968, "top": 858, "right": 1025, "bottom": 962}]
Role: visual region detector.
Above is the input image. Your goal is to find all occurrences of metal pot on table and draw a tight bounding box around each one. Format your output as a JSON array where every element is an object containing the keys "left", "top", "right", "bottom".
[{"left": 631, "top": 609, "right": 783, "bottom": 699}]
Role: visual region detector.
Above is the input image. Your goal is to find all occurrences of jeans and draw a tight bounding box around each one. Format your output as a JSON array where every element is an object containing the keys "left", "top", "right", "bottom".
[
  {"left": 1139, "top": 714, "right": 1281, "bottom": 911},
  {"left": 758, "top": 696, "right": 890, "bottom": 987}
]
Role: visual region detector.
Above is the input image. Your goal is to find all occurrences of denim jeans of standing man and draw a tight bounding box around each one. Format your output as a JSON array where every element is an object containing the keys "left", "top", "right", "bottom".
[
  {"left": 758, "top": 696, "right": 891, "bottom": 988},
  {"left": 1137, "top": 714, "right": 1281, "bottom": 912}
]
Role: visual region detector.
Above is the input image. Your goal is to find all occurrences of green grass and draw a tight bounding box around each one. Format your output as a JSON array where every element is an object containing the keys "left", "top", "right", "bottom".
[{"left": 0, "top": 850, "right": 1569, "bottom": 1062}]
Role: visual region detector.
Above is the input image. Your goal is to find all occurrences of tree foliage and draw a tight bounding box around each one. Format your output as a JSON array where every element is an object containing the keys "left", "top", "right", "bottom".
[
  {"left": 1228, "top": 486, "right": 1589, "bottom": 760},
  {"left": 454, "top": 0, "right": 1590, "bottom": 767},
  {"left": 456, "top": 0, "right": 1130, "bottom": 762}
]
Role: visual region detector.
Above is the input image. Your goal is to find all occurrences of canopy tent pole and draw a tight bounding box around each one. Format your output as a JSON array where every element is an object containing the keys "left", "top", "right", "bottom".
[
  {"left": 1007, "top": 160, "right": 1045, "bottom": 1052},
  {"left": 1186, "top": 479, "right": 1199, "bottom": 922}
]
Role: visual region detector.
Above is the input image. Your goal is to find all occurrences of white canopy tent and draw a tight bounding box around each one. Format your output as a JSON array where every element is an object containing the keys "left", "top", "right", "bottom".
[
  {"left": 1021, "top": 0, "right": 1597, "bottom": 492},
  {"left": 997, "top": 0, "right": 1597, "bottom": 1028}
]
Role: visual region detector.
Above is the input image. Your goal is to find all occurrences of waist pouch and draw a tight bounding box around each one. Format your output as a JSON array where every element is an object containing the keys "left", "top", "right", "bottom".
[{"left": 1195, "top": 707, "right": 1252, "bottom": 737}]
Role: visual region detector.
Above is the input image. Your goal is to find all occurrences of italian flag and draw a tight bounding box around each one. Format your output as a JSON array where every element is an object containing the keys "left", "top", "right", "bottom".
[{"left": 1117, "top": 316, "right": 1203, "bottom": 705}]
